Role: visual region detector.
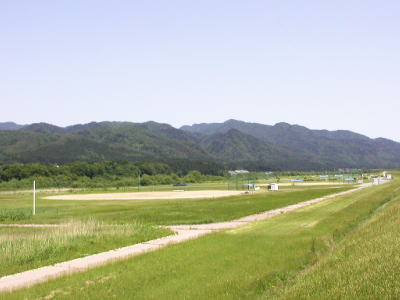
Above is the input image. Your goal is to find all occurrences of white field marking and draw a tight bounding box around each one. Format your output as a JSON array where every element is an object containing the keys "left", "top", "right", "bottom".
[
  {"left": 44, "top": 190, "right": 244, "bottom": 201},
  {"left": 0, "top": 182, "right": 385, "bottom": 294}
]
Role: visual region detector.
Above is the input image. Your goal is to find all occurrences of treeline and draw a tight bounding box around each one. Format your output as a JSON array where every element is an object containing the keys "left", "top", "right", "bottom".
[{"left": 0, "top": 161, "right": 225, "bottom": 190}]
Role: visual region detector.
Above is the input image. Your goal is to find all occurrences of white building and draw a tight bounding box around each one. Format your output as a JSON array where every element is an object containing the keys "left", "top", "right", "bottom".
[
  {"left": 373, "top": 178, "right": 380, "bottom": 185},
  {"left": 387, "top": 174, "right": 392, "bottom": 180},
  {"left": 228, "top": 170, "right": 250, "bottom": 175},
  {"left": 268, "top": 183, "right": 279, "bottom": 191}
]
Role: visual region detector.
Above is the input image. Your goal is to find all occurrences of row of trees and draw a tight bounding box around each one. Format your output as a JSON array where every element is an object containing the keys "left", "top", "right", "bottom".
[
  {"left": 0, "top": 161, "right": 225, "bottom": 190},
  {"left": 0, "top": 161, "right": 184, "bottom": 182}
]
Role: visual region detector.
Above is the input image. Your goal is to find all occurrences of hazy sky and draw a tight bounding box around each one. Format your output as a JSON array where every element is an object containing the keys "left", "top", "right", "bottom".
[{"left": 1, "top": 1, "right": 399, "bottom": 141}]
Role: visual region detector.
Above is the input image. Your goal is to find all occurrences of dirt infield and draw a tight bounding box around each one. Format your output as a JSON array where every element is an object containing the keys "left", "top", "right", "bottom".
[{"left": 44, "top": 190, "right": 244, "bottom": 201}]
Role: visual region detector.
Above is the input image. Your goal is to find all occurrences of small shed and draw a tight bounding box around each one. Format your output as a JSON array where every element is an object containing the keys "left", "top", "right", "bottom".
[
  {"left": 268, "top": 183, "right": 279, "bottom": 191},
  {"left": 387, "top": 174, "right": 392, "bottom": 180}
]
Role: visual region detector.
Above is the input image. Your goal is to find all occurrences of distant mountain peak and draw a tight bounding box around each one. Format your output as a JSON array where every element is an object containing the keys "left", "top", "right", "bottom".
[
  {"left": 274, "top": 122, "right": 291, "bottom": 128},
  {"left": 0, "top": 122, "right": 24, "bottom": 131},
  {"left": 224, "top": 119, "right": 243, "bottom": 124}
]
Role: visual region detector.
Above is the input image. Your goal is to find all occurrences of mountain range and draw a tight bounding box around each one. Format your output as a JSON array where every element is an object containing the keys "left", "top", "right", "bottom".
[{"left": 0, "top": 120, "right": 399, "bottom": 170}]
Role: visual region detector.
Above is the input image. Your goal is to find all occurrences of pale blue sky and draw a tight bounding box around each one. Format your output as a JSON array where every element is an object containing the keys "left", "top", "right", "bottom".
[{"left": 1, "top": 1, "right": 399, "bottom": 141}]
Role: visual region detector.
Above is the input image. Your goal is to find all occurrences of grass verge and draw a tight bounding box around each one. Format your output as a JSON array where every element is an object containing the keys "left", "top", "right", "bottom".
[{"left": 274, "top": 185, "right": 400, "bottom": 299}]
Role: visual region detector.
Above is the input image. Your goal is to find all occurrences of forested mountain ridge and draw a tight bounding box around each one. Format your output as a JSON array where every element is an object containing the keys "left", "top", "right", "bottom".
[
  {"left": 181, "top": 120, "right": 400, "bottom": 169},
  {"left": 0, "top": 122, "right": 211, "bottom": 164},
  {"left": 0, "top": 120, "right": 399, "bottom": 170}
]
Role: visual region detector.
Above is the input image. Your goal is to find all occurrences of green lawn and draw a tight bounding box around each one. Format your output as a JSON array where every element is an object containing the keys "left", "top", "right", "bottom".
[
  {"left": 0, "top": 186, "right": 352, "bottom": 225},
  {"left": 4, "top": 180, "right": 397, "bottom": 299}
]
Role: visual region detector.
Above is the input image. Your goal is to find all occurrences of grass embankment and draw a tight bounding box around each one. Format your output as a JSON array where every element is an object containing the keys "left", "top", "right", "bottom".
[
  {"left": 276, "top": 185, "right": 400, "bottom": 299},
  {"left": 0, "top": 221, "right": 170, "bottom": 277},
  {"left": 5, "top": 181, "right": 398, "bottom": 299},
  {"left": 0, "top": 186, "right": 352, "bottom": 225}
]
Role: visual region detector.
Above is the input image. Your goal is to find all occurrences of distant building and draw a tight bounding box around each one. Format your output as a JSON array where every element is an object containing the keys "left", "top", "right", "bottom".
[
  {"left": 387, "top": 174, "right": 392, "bottom": 180},
  {"left": 291, "top": 179, "right": 304, "bottom": 183},
  {"left": 268, "top": 183, "right": 279, "bottom": 191},
  {"left": 228, "top": 170, "right": 250, "bottom": 175},
  {"left": 344, "top": 177, "right": 356, "bottom": 182}
]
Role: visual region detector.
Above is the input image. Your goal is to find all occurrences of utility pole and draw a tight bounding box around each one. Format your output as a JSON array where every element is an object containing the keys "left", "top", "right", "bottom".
[{"left": 33, "top": 180, "right": 36, "bottom": 216}]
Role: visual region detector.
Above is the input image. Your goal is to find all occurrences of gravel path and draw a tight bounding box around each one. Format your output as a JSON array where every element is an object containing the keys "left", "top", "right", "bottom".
[{"left": 0, "top": 183, "right": 378, "bottom": 293}]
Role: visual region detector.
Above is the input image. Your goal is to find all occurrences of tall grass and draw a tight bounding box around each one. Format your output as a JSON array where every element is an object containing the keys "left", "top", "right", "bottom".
[{"left": 0, "top": 220, "right": 170, "bottom": 277}]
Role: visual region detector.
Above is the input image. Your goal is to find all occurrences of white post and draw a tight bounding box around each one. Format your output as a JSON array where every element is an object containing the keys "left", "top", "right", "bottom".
[{"left": 33, "top": 180, "right": 36, "bottom": 215}]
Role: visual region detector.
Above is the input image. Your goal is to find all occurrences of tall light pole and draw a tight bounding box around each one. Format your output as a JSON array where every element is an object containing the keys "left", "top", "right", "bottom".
[{"left": 33, "top": 180, "right": 36, "bottom": 216}]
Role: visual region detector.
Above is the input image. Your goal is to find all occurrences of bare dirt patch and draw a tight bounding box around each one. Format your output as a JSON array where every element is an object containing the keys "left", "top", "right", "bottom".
[{"left": 44, "top": 190, "right": 244, "bottom": 201}]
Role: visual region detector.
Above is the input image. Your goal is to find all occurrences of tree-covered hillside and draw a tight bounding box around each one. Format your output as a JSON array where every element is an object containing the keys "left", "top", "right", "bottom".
[
  {"left": 0, "top": 120, "right": 399, "bottom": 170},
  {"left": 0, "top": 122, "right": 210, "bottom": 164},
  {"left": 182, "top": 119, "right": 400, "bottom": 169}
]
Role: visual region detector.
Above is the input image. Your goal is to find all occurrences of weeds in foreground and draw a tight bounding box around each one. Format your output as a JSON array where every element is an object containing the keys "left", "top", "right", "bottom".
[{"left": 0, "top": 220, "right": 169, "bottom": 276}]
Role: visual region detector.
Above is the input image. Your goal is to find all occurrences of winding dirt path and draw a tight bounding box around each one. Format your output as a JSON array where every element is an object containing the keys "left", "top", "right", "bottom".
[{"left": 0, "top": 183, "right": 378, "bottom": 293}]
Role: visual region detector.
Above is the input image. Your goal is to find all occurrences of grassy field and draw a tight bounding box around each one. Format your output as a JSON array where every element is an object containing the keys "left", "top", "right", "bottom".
[
  {"left": 0, "top": 183, "right": 352, "bottom": 280},
  {"left": 3, "top": 179, "right": 397, "bottom": 299},
  {"left": 0, "top": 186, "right": 352, "bottom": 225},
  {"left": 0, "top": 175, "right": 361, "bottom": 194}
]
